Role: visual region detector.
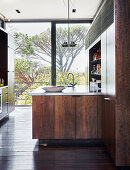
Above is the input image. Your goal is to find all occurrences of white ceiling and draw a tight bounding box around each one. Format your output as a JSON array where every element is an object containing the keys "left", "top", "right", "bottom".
[{"left": 0, "top": 0, "right": 102, "bottom": 21}]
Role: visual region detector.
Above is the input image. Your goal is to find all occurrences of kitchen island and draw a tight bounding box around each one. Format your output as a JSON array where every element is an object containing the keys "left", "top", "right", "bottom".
[
  {"left": 29, "top": 85, "right": 101, "bottom": 145},
  {"left": 29, "top": 85, "right": 101, "bottom": 96}
]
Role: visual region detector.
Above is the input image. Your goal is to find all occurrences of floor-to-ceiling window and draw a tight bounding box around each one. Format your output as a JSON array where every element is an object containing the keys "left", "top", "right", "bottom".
[
  {"left": 56, "top": 23, "right": 90, "bottom": 85},
  {"left": 6, "top": 22, "right": 52, "bottom": 105},
  {"left": 6, "top": 21, "right": 91, "bottom": 105}
]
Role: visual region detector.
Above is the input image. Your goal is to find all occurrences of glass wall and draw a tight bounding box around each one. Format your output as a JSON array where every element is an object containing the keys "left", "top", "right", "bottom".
[
  {"left": 6, "top": 22, "right": 51, "bottom": 105},
  {"left": 6, "top": 22, "right": 91, "bottom": 105},
  {"left": 56, "top": 23, "right": 90, "bottom": 85}
]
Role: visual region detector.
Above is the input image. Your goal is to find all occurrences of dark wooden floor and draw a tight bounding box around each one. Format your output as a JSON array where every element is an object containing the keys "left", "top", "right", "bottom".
[{"left": 0, "top": 107, "right": 116, "bottom": 170}]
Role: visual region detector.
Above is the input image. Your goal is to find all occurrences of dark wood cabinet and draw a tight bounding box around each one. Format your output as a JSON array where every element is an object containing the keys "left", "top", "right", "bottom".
[
  {"left": 76, "top": 96, "right": 98, "bottom": 139},
  {"left": 32, "top": 96, "right": 55, "bottom": 139},
  {"left": 0, "top": 30, "right": 15, "bottom": 119},
  {"left": 32, "top": 96, "right": 75, "bottom": 139},
  {"left": 101, "top": 95, "right": 115, "bottom": 160},
  {"left": 54, "top": 96, "right": 75, "bottom": 139},
  {"left": 115, "top": 0, "right": 130, "bottom": 165},
  {"left": 32, "top": 95, "right": 100, "bottom": 140}
]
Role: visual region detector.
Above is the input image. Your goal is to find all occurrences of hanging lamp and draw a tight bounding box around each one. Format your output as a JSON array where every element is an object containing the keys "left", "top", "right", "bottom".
[{"left": 62, "top": 0, "right": 77, "bottom": 47}]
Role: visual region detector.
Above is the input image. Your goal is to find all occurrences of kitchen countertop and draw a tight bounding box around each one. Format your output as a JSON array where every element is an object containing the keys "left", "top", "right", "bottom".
[
  {"left": 29, "top": 85, "right": 101, "bottom": 96},
  {"left": 0, "top": 86, "right": 8, "bottom": 89}
]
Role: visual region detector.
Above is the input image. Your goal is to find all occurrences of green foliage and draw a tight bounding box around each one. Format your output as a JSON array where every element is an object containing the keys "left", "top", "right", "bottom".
[
  {"left": 15, "top": 58, "right": 40, "bottom": 85},
  {"left": 15, "top": 58, "right": 52, "bottom": 85},
  {"left": 14, "top": 33, "right": 34, "bottom": 57}
]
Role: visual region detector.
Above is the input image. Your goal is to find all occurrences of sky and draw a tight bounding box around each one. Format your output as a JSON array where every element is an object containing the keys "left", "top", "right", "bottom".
[
  {"left": 6, "top": 22, "right": 90, "bottom": 72},
  {"left": 6, "top": 22, "right": 51, "bottom": 36}
]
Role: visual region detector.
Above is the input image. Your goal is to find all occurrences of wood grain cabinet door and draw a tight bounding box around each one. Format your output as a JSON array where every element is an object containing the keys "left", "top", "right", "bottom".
[
  {"left": 101, "top": 95, "right": 115, "bottom": 160},
  {"left": 76, "top": 96, "right": 98, "bottom": 139},
  {"left": 32, "top": 96, "right": 55, "bottom": 139},
  {"left": 32, "top": 96, "right": 75, "bottom": 139},
  {"left": 54, "top": 96, "right": 75, "bottom": 139}
]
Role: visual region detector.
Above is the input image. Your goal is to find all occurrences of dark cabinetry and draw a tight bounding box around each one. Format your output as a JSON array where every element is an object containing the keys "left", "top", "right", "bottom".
[
  {"left": 0, "top": 29, "right": 8, "bottom": 121},
  {"left": 0, "top": 29, "right": 15, "bottom": 120},
  {"left": 0, "top": 29, "right": 8, "bottom": 86},
  {"left": 33, "top": 96, "right": 75, "bottom": 139},
  {"left": 54, "top": 96, "right": 75, "bottom": 139},
  {"left": 101, "top": 95, "right": 115, "bottom": 160},
  {"left": 115, "top": 0, "right": 130, "bottom": 165},
  {"left": 76, "top": 96, "right": 98, "bottom": 139},
  {"left": 32, "top": 95, "right": 100, "bottom": 140}
]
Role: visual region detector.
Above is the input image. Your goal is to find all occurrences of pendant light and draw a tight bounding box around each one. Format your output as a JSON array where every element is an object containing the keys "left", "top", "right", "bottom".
[{"left": 62, "top": 0, "right": 77, "bottom": 47}]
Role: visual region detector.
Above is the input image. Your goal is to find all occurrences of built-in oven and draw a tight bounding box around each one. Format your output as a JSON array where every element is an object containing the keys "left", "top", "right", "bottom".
[{"left": 0, "top": 89, "right": 2, "bottom": 113}]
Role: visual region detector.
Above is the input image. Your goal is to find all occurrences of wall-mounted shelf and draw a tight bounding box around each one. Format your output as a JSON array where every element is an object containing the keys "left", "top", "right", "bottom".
[
  {"left": 91, "top": 58, "right": 101, "bottom": 64},
  {"left": 91, "top": 73, "right": 101, "bottom": 76},
  {"left": 89, "top": 41, "right": 101, "bottom": 91}
]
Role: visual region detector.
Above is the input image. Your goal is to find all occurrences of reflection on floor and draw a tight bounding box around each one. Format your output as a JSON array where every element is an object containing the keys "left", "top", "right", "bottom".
[{"left": 0, "top": 107, "right": 116, "bottom": 170}]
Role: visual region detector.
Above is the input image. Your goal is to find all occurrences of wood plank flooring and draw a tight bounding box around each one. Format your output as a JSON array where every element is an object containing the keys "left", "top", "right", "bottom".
[{"left": 0, "top": 107, "right": 116, "bottom": 170}]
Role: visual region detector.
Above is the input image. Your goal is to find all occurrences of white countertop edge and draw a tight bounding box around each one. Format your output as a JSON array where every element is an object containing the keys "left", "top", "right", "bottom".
[
  {"left": 0, "top": 86, "right": 8, "bottom": 89},
  {"left": 29, "top": 93, "right": 101, "bottom": 96},
  {"left": 29, "top": 85, "right": 101, "bottom": 96}
]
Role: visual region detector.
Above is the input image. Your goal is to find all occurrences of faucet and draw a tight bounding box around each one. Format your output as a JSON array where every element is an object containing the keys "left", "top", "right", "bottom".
[{"left": 67, "top": 73, "right": 77, "bottom": 87}]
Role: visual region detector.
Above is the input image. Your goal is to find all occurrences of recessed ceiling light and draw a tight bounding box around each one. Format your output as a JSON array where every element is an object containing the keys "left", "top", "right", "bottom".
[
  {"left": 72, "top": 9, "right": 76, "bottom": 13},
  {"left": 16, "top": 9, "right": 21, "bottom": 13}
]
